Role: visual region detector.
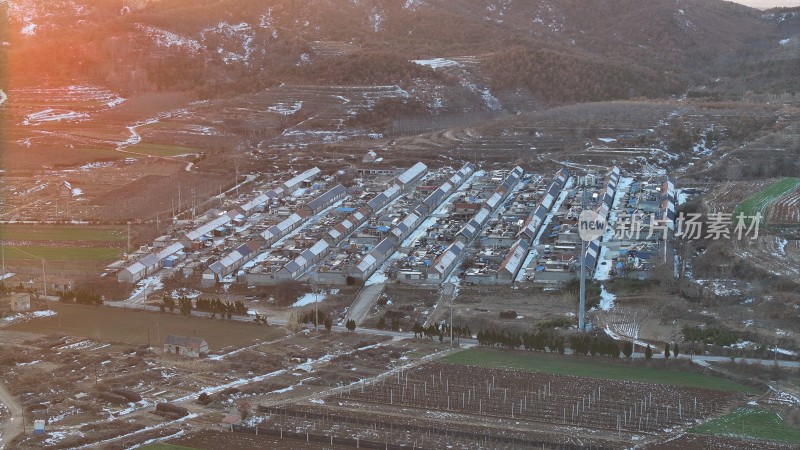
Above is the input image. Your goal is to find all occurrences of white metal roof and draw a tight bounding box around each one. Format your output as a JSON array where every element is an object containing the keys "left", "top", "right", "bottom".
[
  {"left": 499, "top": 239, "right": 529, "bottom": 275},
  {"left": 396, "top": 162, "right": 428, "bottom": 185},
  {"left": 283, "top": 167, "right": 321, "bottom": 191},
  {"left": 430, "top": 241, "right": 464, "bottom": 275}
]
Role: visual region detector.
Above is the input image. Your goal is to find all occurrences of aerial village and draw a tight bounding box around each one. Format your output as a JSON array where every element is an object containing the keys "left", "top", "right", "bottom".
[{"left": 110, "top": 161, "right": 675, "bottom": 295}]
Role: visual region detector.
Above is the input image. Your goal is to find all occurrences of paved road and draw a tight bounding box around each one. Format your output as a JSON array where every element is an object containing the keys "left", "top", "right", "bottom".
[
  {"left": 345, "top": 283, "right": 385, "bottom": 325},
  {"left": 0, "top": 382, "right": 23, "bottom": 450},
  {"left": 102, "top": 302, "right": 800, "bottom": 368}
]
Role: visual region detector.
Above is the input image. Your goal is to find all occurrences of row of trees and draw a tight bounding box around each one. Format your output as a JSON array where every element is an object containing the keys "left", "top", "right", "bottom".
[
  {"left": 570, "top": 333, "right": 621, "bottom": 357},
  {"left": 376, "top": 315, "right": 400, "bottom": 332},
  {"left": 59, "top": 289, "right": 103, "bottom": 306},
  {"left": 477, "top": 329, "right": 566, "bottom": 354},
  {"left": 195, "top": 298, "right": 248, "bottom": 316},
  {"left": 474, "top": 328, "right": 687, "bottom": 362},
  {"left": 159, "top": 295, "right": 249, "bottom": 320},
  {"left": 409, "top": 322, "right": 472, "bottom": 344},
  {"left": 299, "top": 310, "right": 333, "bottom": 331}
]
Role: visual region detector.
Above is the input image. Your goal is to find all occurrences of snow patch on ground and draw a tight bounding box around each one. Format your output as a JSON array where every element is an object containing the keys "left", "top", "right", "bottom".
[
  {"left": 604, "top": 326, "right": 650, "bottom": 348},
  {"left": 728, "top": 340, "right": 756, "bottom": 350},
  {"left": 3, "top": 310, "right": 57, "bottom": 325},
  {"left": 770, "top": 346, "right": 798, "bottom": 356},
  {"left": 291, "top": 289, "right": 339, "bottom": 308},
  {"left": 598, "top": 285, "right": 616, "bottom": 311},
  {"left": 268, "top": 101, "right": 303, "bottom": 115},
  {"left": 22, "top": 22, "right": 37, "bottom": 36},
  {"left": 481, "top": 88, "right": 503, "bottom": 111},
  {"left": 695, "top": 279, "right": 741, "bottom": 297},
  {"left": 365, "top": 270, "right": 389, "bottom": 286},
  {"left": 141, "top": 25, "right": 202, "bottom": 52},
  {"left": 23, "top": 109, "right": 89, "bottom": 125},
  {"left": 369, "top": 10, "right": 384, "bottom": 32},
  {"left": 412, "top": 58, "right": 461, "bottom": 69},
  {"left": 168, "top": 288, "right": 202, "bottom": 299},
  {"left": 404, "top": 0, "right": 425, "bottom": 10},
  {"left": 126, "top": 273, "right": 165, "bottom": 302},
  {"left": 776, "top": 237, "right": 788, "bottom": 256}
]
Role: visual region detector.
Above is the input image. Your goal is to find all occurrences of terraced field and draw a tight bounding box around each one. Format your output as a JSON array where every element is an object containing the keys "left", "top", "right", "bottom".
[
  {"left": 734, "top": 177, "right": 800, "bottom": 225},
  {"left": 768, "top": 187, "right": 800, "bottom": 226},
  {"left": 690, "top": 408, "right": 800, "bottom": 445}
]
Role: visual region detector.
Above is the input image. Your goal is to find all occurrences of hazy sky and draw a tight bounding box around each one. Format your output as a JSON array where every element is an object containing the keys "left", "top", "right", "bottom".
[{"left": 731, "top": 0, "right": 800, "bottom": 9}]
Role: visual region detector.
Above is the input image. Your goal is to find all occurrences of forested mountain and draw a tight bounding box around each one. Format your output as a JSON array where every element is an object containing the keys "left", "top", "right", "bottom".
[{"left": 2, "top": 0, "right": 798, "bottom": 105}]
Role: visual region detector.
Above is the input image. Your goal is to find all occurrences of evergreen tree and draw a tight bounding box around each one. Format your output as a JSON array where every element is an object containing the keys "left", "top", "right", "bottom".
[
  {"left": 664, "top": 342, "right": 671, "bottom": 359},
  {"left": 672, "top": 342, "right": 680, "bottom": 358},
  {"left": 346, "top": 319, "right": 356, "bottom": 332},
  {"left": 179, "top": 297, "right": 192, "bottom": 316},
  {"left": 645, "top": 344, "right": 653, "bottom": 360},
  {"left": 623, "top": 341, "right": 633, "bottom": 358}
]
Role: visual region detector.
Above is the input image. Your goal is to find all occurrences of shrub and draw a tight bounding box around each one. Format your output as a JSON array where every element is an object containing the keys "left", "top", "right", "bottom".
[{"left": 499, "top": 310, "right": 517, "bottom": 320}]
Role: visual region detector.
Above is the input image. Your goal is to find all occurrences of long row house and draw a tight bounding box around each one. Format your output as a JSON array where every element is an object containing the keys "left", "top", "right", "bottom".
[
  {"left": 243, "top": 162, "right": 429, "bottom": 285},
  {"left": 589, "top": 172, "right": 676, "bottom": 280},
  {"left": 115, "top": 167, "right": 322, "bottom": 284},
  {"left": 462, "top": 168, "right": 571, "bottom": 284},
  {"left": 521, "top": 166, "right": 621, "bottom": 284},
  {"left": 348, "top": 162, "right": 477, "bottom": 283},
  {"left": 114, "top": 162, "right": 672, "bottom": 292}
]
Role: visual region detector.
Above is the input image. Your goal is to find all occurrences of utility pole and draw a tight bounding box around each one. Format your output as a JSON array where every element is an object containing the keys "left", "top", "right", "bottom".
[
  {"left": 579, "top": 178, "right": 587, "bottom": 332},
  {"left": 314, "top": 281, "right": 319, "bottom": 333},
  {"left": 2, "top": 242, "right": 5, "bottom": 281},
  {"left": 42, "top": 258, "right": 47, "bottom": 297},
  {"left": 127, "top": 222, "right": 131, "bottom": 253},
  {"left": 449, "top": 283, "right": 454, "bottom": 347},
  {"left": 234, "top": 152, "right": 241, "bottom": 199}
]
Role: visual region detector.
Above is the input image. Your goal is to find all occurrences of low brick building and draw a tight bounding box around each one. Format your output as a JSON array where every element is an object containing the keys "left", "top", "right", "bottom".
[{"left": 163, "top": 335, "right": 208, "bottom": 358}]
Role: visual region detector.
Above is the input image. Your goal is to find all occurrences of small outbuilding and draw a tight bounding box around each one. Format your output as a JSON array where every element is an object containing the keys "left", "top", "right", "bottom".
[
  {"left": 362, "top": 150, "right": 378, "bottom": 163},
  {"left": 9, "top": 292, "right": 31, "bottom": 312},
  {"left": 163, "top": 335, "right": 208, "bottom": 358},
  {"left": 221, "top": 414, "right": 242, "bottom": 430}
]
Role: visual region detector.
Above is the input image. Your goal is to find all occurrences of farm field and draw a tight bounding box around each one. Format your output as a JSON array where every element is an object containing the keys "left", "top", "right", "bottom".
[
  {"left": 5, "top": 303, "right": 283, "bottom": 350},
  {"left": 768, "top": 187, "right": 800, "bottom": 225},
  {"left": 690, "top": 408, "right": 800, "bottom": 444},
  {"left": 141, "top": 444, "right": 199, "bottom": 450},
  {"left": 0, "top": 246, "right": 122, "bottom": 262},
  {"left": 443, "top": 347, "right": 755, "bottom": 392},
  {"left": 734, "top": 177, "right": 800, "bottom": 225},
  {"left": 0, "top": 224, "right": 127, "bottom": 242},
  {"left": 245, "top": 357, "right": 747, "bottom": 448},
  {"left": 169, "top": 431, "right": 349, "bottom": 450}
]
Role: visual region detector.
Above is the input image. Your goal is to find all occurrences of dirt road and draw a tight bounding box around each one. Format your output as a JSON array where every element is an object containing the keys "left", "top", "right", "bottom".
[
  {"left": 0, "top": 382, "right": 23, "bottom": 449},
  {"left": 424, "top": 282, "right": 456, "bottom": 327}
]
